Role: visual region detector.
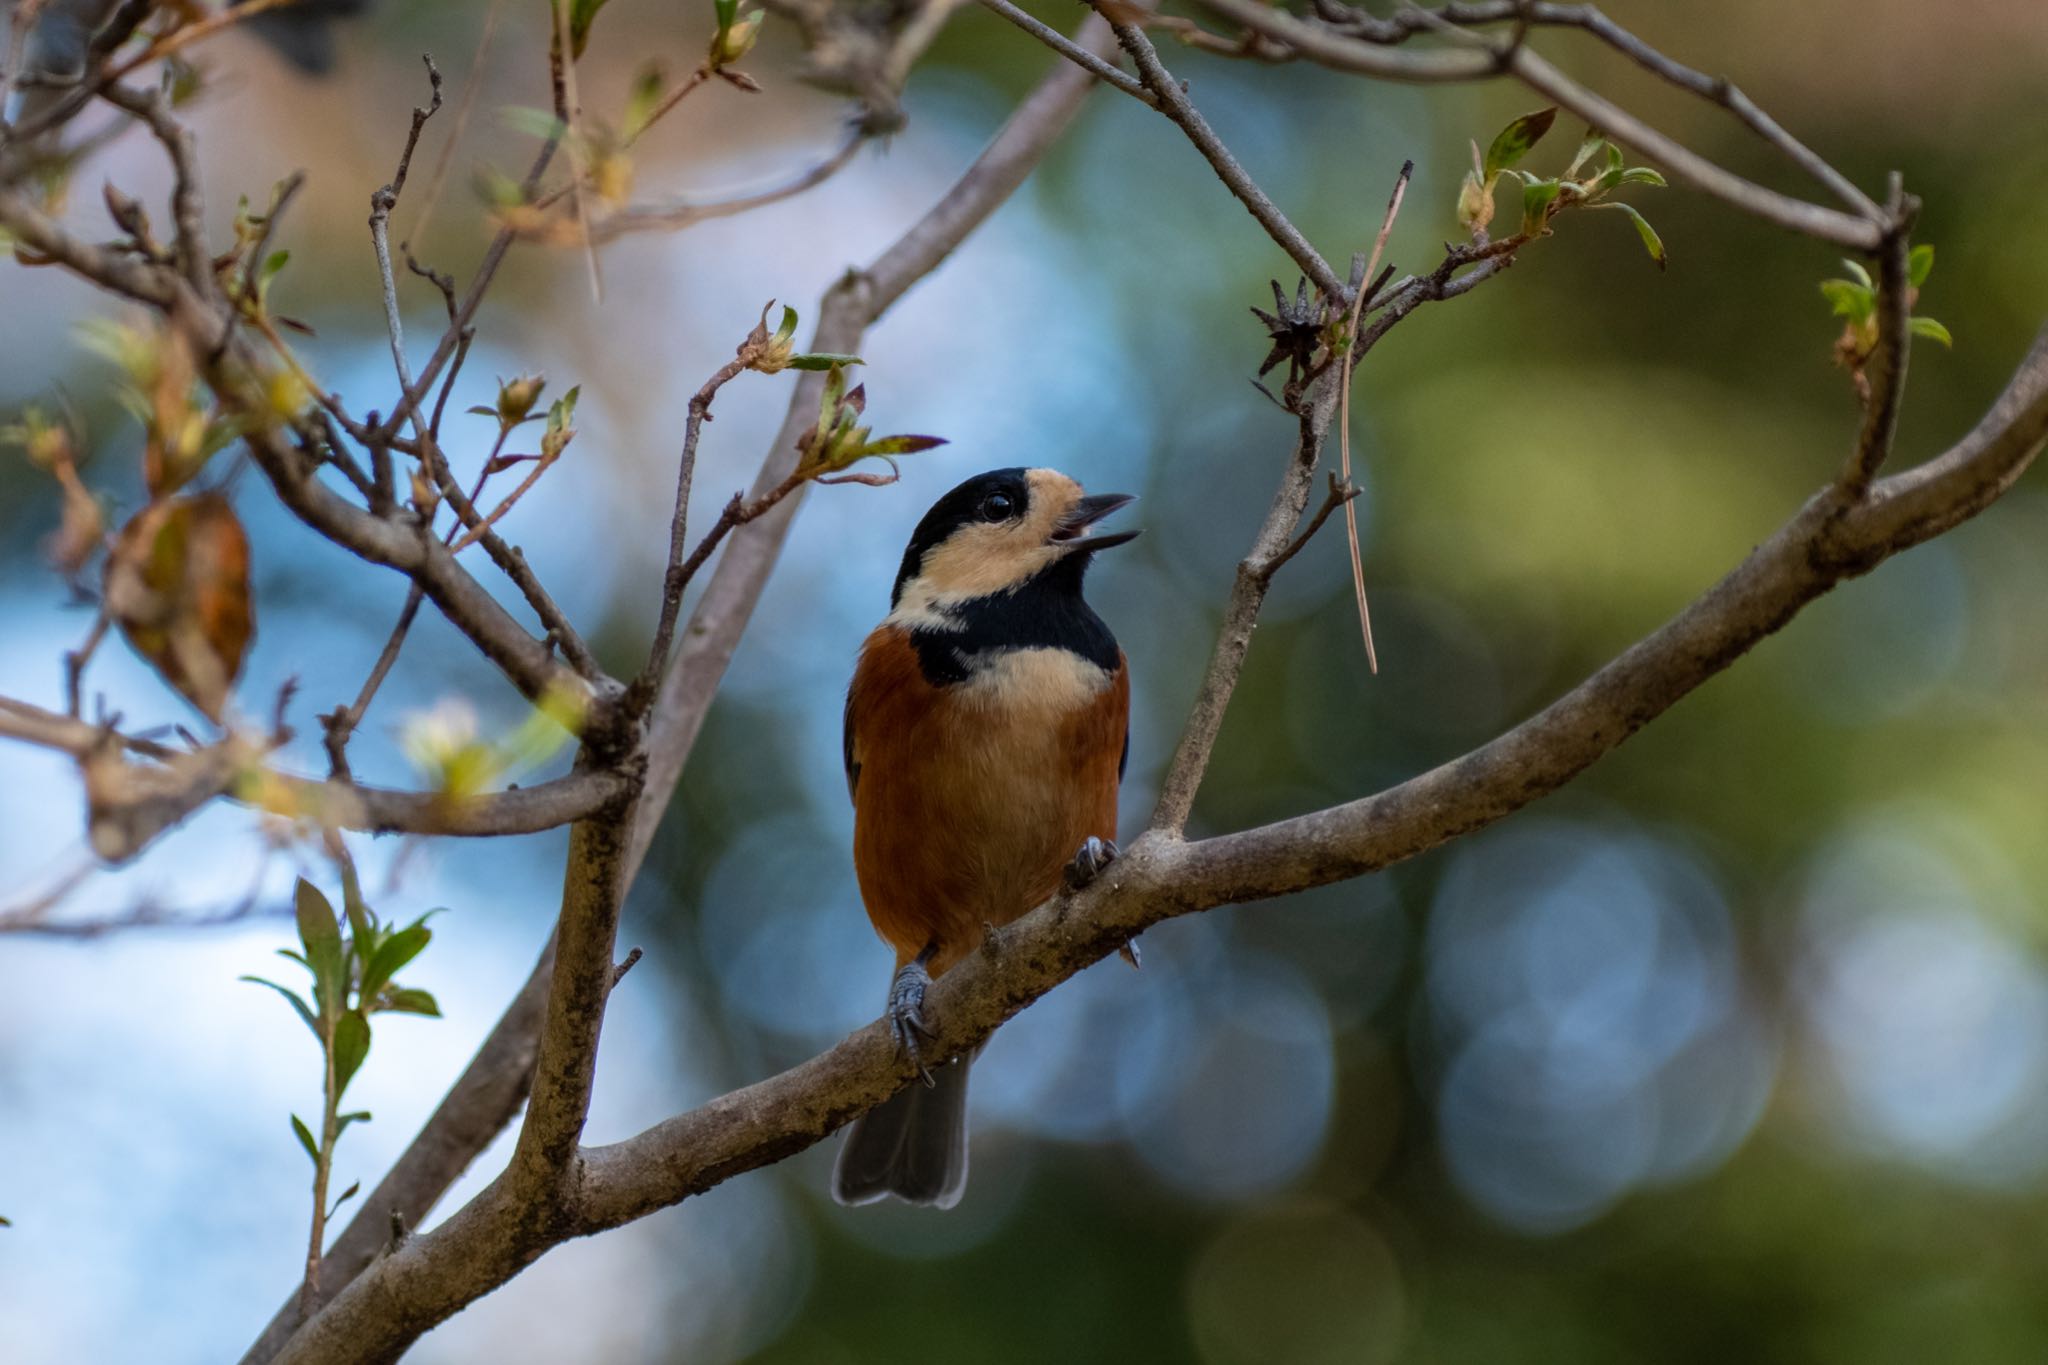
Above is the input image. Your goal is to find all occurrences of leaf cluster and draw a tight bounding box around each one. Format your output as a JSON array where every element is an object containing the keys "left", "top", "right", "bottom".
[
  {"left": 1457, "top": 109, "right": 1669, "bottom": 268},
  {"left": 795, "top": 363, "right": 947, "bottom": 485},
  {"left": 241, "top": 879, "right": 442, "bottom": 1181},
  {"left": 1822, "top": 246, "right": 1952, "bottom": 384}
]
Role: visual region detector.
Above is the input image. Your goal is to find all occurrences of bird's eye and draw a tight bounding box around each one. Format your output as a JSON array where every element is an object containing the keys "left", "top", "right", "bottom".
[{"left": 979, "top": 491, "right": 1017, "bottom": 522}]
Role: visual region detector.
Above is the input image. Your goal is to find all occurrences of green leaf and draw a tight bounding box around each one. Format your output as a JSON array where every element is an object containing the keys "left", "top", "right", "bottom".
[
  {"left": 818, "top": 364, "right": 848, "bottom": 420},
  {"left": 785, "top": 353, "right": 863, "bottom": 371},
  {"left": 337, "top": 1110, "right": 372, "bottom": 1137},
  {"left": 466, "top": 404, "right": 499, "bottom": 417},
  {"left": 341, "top": 890, "right": 375, "bottom": 965},
  {"left": 714, "top": 0, "right": 738, "bottom": 27},
  {"left": 333, "top": 1010, "right": 372, "bottom": 1095},
  {"left": 294, "top": 880, "right": 343, "bottom": 1018},
  {"left": 385, "top": 988, "right": 442, "bottom": 1017},
  {"left": 1483, "top": 107, "right": 1557, "bottom": 180},
  {"left": 328, "top": 1182, "right": 361, "bottom": 1219},
  {"left": 472, "top": 164, "right": 526, "bottom": 208},
  {"left": 569, "top": 0, "right": 612, "bottom": 57},
  {"left": 291, "top": 1113, "right": 320, "bottom": 1164},
  {"left": 0, "top": 1215, "right": 11, "bottom": 1227},
  {"left": 240, "top": 975, "right": 321, "bottom": 1040},
  {"left": 1519, "top": 179, "right": 1560, "bottom": 237},
  {"left": 1908, "top": 243, "right": 1935, "bottom": 288},
  {"left": 1617, "top": 167, "right": 1667, "bottom": 188},
  {"left": 1564, "top": 127, "right": 1606, "bottom": 178},
  {"left": 1591, "top": 201, "right": 1667, "bottom": 269},
  {"left": 1838, "top": 258, "right": 1873, "bottom": 290},
  {"left": 1820, "top": 278, "right": 1874, "bottom": 322},
  {"left": 622, "top": 63, "right": 664, "bottom": 140},
  {"left": 859, "top": 435, "right": 948, "bottom": 457},
  {"left": 500, "top": 106, "right": 567, "bottom": 142},
  {"left": 1909, "top": 316, "right": 1953, "bottom": 347},
  {"left": 361, "top": 925, "right": 432, "bottom": 1006}
]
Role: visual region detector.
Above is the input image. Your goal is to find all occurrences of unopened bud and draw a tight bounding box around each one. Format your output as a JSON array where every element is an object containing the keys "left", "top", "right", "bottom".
[{"left": 497, "top": 374, "right": 546, "bottom": 425}]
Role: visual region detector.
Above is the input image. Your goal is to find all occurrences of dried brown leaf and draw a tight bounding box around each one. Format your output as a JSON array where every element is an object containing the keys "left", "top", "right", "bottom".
[{"left": 104, "top": 493, "right": 255, "bottom": 722}]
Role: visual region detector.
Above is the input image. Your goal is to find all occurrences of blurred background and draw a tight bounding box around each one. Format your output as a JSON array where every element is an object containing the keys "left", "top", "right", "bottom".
[{"left": 3, "top": 1, "right": 2047, "bottom": 1360}]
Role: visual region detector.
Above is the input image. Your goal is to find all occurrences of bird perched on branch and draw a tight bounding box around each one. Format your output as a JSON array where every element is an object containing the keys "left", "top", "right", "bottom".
[{"left": 833, "top": 467, "right": 1137, "bottom": 1209}]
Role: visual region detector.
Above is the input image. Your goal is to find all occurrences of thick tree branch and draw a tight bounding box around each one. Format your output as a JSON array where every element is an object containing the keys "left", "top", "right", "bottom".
[
  {"left": 579, "top": 316, "right": 2048, "bottom": 1241},
  {"left": 269, "top": 318, "right": 2048, "bottom": 1363},
  {"left": 506, "top": 801, "right": 637, "bottom": 1199}
]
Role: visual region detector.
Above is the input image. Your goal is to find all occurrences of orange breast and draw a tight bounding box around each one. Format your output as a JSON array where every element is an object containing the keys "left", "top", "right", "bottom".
[{"left": 846, "top": 626, "right": 1127, "bottom": 975}]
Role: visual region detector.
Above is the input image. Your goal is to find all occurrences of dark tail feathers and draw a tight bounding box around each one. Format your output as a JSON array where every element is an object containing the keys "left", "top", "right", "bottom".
[{"left": 831, "top": 1052, "right": 971, "bottom": 1209}]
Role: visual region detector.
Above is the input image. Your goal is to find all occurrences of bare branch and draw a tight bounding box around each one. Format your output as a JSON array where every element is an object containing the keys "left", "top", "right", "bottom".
[
  {"left": 363, "top": 56, "right": 601, "bottom": 690},
  {"left": 1265, "top": 472, "right": 1362, "bottom": 579},
  {"left": 1103, "top": 12, "right": 1350, "bottom": 304},
  {"left": 633, "top": 351, "right": 766, "bottom": 712},
  {"left": 1151, "top": 369, "right": 1344, "bottom": 835},
  {"left": 235, "top": 423, "right": 601, "bottom": 714},
  {"left": 0, "top": 696, "right": 630, "bottom": 839},
  {"left": 1323, "top": 0, "right": 1882, "bottom": 219},
  {"left": 981, "top": 0, "right": 1155, "bottom": 105},
  {"left": 586, "top": 130, "right": 865, "bottom": 243},
  {"left": 1194, "top": 0, "right": 1887, "bottom": 250},
  {"left": 96, "top": 83, "right": 208, "bottom": 291}
]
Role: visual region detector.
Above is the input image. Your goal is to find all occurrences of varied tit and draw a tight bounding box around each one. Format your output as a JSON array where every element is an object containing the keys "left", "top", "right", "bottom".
[{"left": 832, "top": 467, "right": 1137, "bottom": 1209}]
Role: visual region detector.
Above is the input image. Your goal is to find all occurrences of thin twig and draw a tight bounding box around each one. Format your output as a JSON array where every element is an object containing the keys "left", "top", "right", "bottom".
[
  {"left": 1263, "top": 472, "right": 1362, "bottom": 579},
  {"left": 607, "top": 947, "right": 643, "bottom": 993},
  {"left": 981, "top": 0, "right": 1154, "bottom": 104},
  {"left": 63, "top": 611, "right": 110, "bottom": 718},
  {"left": 367, "top": 55, "right": 445, "bottom": 410},
  {"left": 1324, "top": 0, "right": 1881, "bottom": 220},
  {"left": 403, "top": 0, "right": 506, "bottom": 246},
  {"left": 233, "top": 170, "right": 306, "bottom": 328},
  {"left": 588, "top": 131, "right": 865, "bottom": 244},
  {"left": 630, "top": 351, "right": 755, "bottom": 712},
  {"left": 1334, "top": 159, "right": 1412, "bottom": 674},
  {"left": 1194, "top": 0, "right": 1885, "bottom": 250},
  {"left": 361, "top": 59, "right": 598, "bottom": 682},
  {"left": 1104, "top": 12, "right": 1350, "bottom": 304},
  {"left": 320, "top": 588, "right": 424, "bottom": 780},
  {"left": 546, "top": 1, "right": 602, "bottom": 303},
  {"left": 446, "top": 449, "right": 563, "bottom": 553}
]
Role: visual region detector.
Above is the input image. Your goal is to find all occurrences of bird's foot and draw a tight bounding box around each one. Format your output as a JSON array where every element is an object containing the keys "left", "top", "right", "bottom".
[
  {"left": 1063, "top": 836, "right": 1118, "bottom": 892},
  {"left": 889, "top": 954, "right": 937, "bottom": 1087}
]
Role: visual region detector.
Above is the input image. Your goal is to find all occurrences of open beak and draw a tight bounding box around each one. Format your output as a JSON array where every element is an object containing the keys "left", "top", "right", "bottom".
[{"left": 1051, "top": 492, "right": 1139, "bottom": 551}]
